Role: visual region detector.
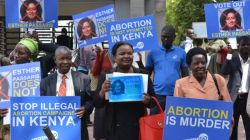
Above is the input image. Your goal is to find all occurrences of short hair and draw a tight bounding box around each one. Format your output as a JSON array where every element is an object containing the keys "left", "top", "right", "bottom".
[
  {"left": 112, "top": 80, "right": 125, "bottom": 94},
  {"left": 161, "top": 25, "right": 176, "bottom": 36},
  {"left": 238, "top": 36, "right": 250, "bottom": 46},
  {"left": 186, "top": 47, "right": 207, "bottom": 66},
  {"left": 20, "top": 0, "right": 43, "bottom": 22},
  {"left": 0, "top": 74, "right": 9, "bottom": 100},
  {"left": 61, "top": 28, "right": 67, "bottom": 34},
  {"left": 55, "top": 46, "right": 71, "bottom": 58},
  {"left": 220, "top": 8, "right": 242, "bottom": 30},
  {"left": 77, "top": 17, "right": 97, "bottom": 40},
  {"left": 112, "top": 41, "right": 134, "bottom": 56}
]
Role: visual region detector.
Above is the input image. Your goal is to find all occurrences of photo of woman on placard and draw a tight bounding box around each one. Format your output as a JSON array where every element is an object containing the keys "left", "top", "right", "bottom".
[
  {"left": 111, "top": 79, "right": 125, "bottom": 95},
  {"left": 77, "top": 17, "right": 98, "bottom": 41},
  {"left": 20, "top": 0, "right": 43, "bottom": 22},
  {"left": 220, "top": 8, "right": 243, "bottom": 31}
]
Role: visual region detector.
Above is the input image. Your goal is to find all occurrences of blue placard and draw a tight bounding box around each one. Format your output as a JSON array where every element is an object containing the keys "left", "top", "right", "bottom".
[
  {"left": 0, "top": 62, "right": 41, "bottom": 108},
  {"left": 163, "top": 97, "right": 233, "bottom": 140},
  {"left": 5, "top": 0, "right": 58, "bottom": 28},
  {"left": 205, "top": 1, "right": 250, "bottom": 38},
  {"left": 11, "top": 96, "right": 81, "bottom": 140},
  {"left": 108, "top": 75, "right": 144, "bottom": 102},
  {"left": 106, "top": 15, "right": 158, "bottom": 53},
  {"left": 73, "top": 4, "right": 116, "bottom": 48}
]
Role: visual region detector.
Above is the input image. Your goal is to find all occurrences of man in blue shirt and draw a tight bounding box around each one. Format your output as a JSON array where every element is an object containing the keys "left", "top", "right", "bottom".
[{"left": 146, "top": 25, "right": 189, "bottom": 113}]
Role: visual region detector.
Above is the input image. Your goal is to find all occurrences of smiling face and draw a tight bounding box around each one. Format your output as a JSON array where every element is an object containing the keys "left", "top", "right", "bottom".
[
  {"left": 114, "top": 44, "right": 133, "bottom": 69},
  {"left": 54, "top": 48, "right": 72, "bottom": 74},
  {"left": 189, "top": 54, "right": 207, "bottom": 80},
  {"left": 26, "top": 3, "right": 37, "bottom": 20},
  {"left": 82, "top": 21, "right": 92, "bottom": 37},
  {"left": 226, "top": 12, "right": 236, "bottom": 28}
]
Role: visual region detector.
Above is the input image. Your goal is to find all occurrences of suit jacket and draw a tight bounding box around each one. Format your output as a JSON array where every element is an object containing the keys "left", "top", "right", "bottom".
[
  {"left": 221, "top": 55, "right": 250, "bottom": 101},
  {"left": 40, "top": 70, "right": 93, "bottom": 140}
]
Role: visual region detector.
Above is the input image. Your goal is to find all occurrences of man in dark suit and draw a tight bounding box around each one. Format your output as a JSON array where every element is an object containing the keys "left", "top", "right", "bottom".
[
  {"left": 40, "top": 46, "right": 93, "bottom": 140},
  {"left": 221, "top": 36, "right": 250, "bottom": 140}
]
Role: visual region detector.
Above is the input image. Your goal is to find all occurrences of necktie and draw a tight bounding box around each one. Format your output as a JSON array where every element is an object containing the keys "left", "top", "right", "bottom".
[{"left": 58, "top": 74, "right": 67, "bottom": 96}]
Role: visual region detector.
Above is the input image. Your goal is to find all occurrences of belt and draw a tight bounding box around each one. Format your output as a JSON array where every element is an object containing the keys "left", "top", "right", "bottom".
[{"left": 237, "top": 93, "right": 248, "bottom": 99}]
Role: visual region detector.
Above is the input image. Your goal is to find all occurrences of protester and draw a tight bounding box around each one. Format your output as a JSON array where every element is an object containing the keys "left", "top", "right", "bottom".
[
  {"left": 93, "top": 41, "right": 155, "bottom": 140},
  {"left": 146, "top": 25, "right": 189, "bottom": 113},
  {"left": 221, "top": 36, "right": 250, "bottom": 140},
  {"left": 174, "top": 47, "right": 231, "bottom": 101},
  {"left": 179, "top": 28, "right": 196, "bottom": 53},
  {"left": 40, "top": 46, "right": 93, "bottom": 140}
]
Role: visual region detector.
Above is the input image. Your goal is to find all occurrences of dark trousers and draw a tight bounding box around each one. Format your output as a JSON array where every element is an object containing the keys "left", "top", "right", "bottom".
[
  {"left": 150, "top": 94, "right": 168, "bottom": 115},
  {"left": 231, "top": 93, "right": 250, "bottom": 140}
]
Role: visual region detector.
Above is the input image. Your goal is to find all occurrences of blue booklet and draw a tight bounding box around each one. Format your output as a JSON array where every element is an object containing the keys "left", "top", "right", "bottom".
[{"left": 108, "top": 75, "right": 144, "bottom": 102}]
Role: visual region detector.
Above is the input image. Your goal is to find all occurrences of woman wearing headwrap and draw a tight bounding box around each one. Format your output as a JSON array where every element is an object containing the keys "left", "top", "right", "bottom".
[
  {"left": 0, "top": 38, "right": 39, "bottom": 118},
  {"left": 14, "top": 38, "right": 39, "bottom": 64}
]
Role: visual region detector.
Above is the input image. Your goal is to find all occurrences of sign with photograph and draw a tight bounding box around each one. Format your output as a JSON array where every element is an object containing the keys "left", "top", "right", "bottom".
[
  {"left": 0, "top": 62, "right": 41, "bottom": 108},
  {"left": 108, "top": 75, "right": 144, "bottom": 102},
  {"left": 205, "top": 1, "right": 250, "bottom": 38},
  {"left": 5, "top": 0, "right": 58, "bottom": 28},
  {"left": 73, "top": 4, "right": 116, "bottom": 48}
]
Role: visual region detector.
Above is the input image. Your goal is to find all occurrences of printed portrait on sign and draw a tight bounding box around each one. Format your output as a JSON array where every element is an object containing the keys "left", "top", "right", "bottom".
[
  {"left": 219, "top": 8, "right": 244, "bottom": 31},
  {"left": 77, "top": 16, "right": 98, "bottom": 41},
  {"left": 111, "top": 79, "right": 125, "bottom": 95},
  {"left": 0, "top": 72, "right": 11, "bottom": 101},
  {"left": 19, "top": 0, "right": 44, "bottom": 22}
]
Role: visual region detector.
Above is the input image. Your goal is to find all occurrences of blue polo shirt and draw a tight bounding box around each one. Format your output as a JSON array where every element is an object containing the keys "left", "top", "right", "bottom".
[{"left": 146, "top": 45, "right": 187, "bottom": 96}]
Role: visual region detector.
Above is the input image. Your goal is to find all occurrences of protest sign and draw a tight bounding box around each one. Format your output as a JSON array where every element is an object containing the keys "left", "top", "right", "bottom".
[
  {"left": 73, "top": 4, "right": 115, "bottom": 48},
  {"left": 108, "top": 75, "right": 144, "bottom": 102},
  {"left": 5, "top": 0, "right": 58, "bottom": 28},
  {"left": 0, "top": 62, "right": 41, "bottom": 107},
  {"left": 11, "top": 96, "right": 80, "bottom": 140},
  {"left": 192, "top": 22, "right": 207, "bottom": 38},
  {"left": 205, "top": 1, "right": 250, "bottom": 38},
  {"left": 163, "top": 97, "right": 233, "bottom": 140},
  {"left": 106, "top": 15, "right": 158, "bottom": 52}
]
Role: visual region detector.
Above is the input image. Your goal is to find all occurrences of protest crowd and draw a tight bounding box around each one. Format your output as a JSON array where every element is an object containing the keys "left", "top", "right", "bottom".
[{"left": 0, "top": 0, "right": 250, "bottom": 140}]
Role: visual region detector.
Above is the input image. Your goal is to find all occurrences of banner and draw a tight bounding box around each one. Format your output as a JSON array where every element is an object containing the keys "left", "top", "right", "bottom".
[
  {"left": 163, "top": 97, "right": 233, "bottom": 140},
  {"left": 5, "top": 0, "right": 58, "bottom": 28},
  {"left": 73, "top": 4, "right": 115, "bottom": 48},
  {"left": 106, "top": 15, "right": 158, "bottom": 52},
  {"left": 108, "top": 75, "right": 144, "bottom": 102},
  {"left": 0, "top": 62, "right": 41, "bottom": 108},
  {"left": 11, "top": 96, "right": 81, "bottom": 140},
  {"left": 205, "top": 1, "right": 250, "bottom": 38}
]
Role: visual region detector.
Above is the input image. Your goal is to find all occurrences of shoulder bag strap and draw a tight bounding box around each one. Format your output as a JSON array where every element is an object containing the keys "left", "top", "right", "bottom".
[{"left": 212, "top": 74, "right": 222, "bottom": 99}]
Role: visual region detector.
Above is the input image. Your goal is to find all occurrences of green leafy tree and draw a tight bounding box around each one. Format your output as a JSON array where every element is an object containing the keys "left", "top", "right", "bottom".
[{"left": 166, "top": 0, "right": 228, "bottom": 44}]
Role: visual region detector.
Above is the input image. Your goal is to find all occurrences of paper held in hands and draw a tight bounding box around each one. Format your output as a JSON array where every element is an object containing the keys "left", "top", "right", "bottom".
[{"left": 106, "top": 73, "right": 148, "bottom": 102}]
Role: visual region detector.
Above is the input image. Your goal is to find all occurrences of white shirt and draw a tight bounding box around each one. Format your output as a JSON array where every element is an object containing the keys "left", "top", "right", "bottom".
[
  {"left": 56, "top": 69, "right": 75, "bottom": 96},
  {"left": 239, "top": 55, "right": 250, "bottom": 93},
  {"left": 184, "top": 37, "right": 194, "bottom": 53}
]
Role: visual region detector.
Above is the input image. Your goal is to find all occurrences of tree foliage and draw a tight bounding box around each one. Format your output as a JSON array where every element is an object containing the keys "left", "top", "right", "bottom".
[{"left": 166, "top": 0, "right": 228, "bottom": 44}]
